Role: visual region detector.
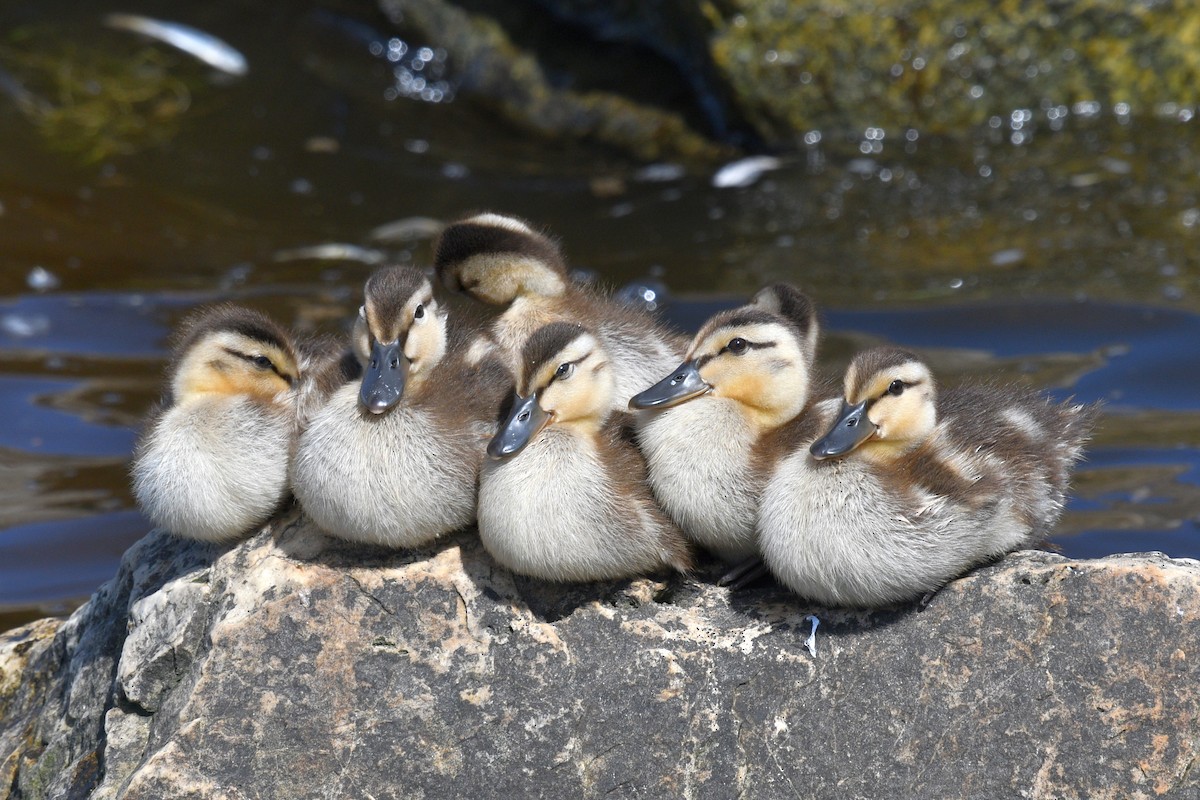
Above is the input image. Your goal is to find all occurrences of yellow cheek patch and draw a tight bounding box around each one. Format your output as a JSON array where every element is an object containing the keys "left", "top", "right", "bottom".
[
  {"left": 242, "top": 372, "right": 292, "bottom": 403},
  {"left": 888, "top": 401, "right": 928, "bottom": 441},
  {"left": 716, "top": 371, "right": 769, "bottom": 404},
  {"left": 185, "top": 367, "right": 239, "bottom": 398},
  {"left": 182, "top": 362, "right": 290, "bottom": 404}
]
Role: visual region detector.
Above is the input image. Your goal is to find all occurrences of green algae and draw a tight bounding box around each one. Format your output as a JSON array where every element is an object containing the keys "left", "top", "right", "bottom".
[
  {"left": 710, "top": 0, "right": 1200, "bottom": 141},
  {"left": 380, "top": 0, "right": 1200, "bottom": 155},
  {"left": 0, "top": 34, "right": 195, "bottom": 163}
]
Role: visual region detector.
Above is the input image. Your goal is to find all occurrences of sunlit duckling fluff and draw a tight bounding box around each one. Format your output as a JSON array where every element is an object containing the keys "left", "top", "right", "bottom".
[
  {"left": 628, "top": 284, "right": 827, "bottom": 562},
  {"left": 131, "top": 304, "right": 351, "bottom": 542},
  {"left": 434, "top": 212, "right": 684, "bottom": 408},
  {"left": 292, "top": 265, "right": 509, "bottom": 548},
  {"left": 758, "top": 347, "right": 1098, "bottom": 608},
  {"left": 478, "top": 322, "right": 693, "bottom": 582}
]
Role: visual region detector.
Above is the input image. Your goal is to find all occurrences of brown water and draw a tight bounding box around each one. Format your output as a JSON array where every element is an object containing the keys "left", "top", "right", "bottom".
[{"left": 2, "top": 1, "right": 1199, "bottom": 632}]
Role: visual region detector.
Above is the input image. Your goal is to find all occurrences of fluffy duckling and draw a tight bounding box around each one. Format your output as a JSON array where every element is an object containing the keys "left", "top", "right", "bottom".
[
  {"left": 131, "top": 304, "right": 353, "bottom": 542},
  {"left": 628, "top": 284, "right": 827, "bottom": 562},
  {"left": 478, "top": 321, "right": 693, "bottom": 582},
  {"left": 758, "top": 347, "right": 1098, "bottom": 608},
  {"left": 434, "top": 212, "right": 685, "bottom": 408},
  {"left": 291, "top": 265, "right": 510, "bottom": 548}
]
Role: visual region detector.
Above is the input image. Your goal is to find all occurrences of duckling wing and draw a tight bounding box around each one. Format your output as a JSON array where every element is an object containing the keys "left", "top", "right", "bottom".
[
  {"left": 601, "top": 412, "right": 694, "bottom": 573},
  {"left": 601, "top": 412, "right": 652, "bottom": 477},
  {"left": 935, "top": 384, "right": 1098, "bottom": 537},
  {"left": 427, "top": 326, "right": 514, "bottom": 433}
]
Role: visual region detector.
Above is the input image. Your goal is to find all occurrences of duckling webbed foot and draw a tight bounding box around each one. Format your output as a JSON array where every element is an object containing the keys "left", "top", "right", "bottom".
[{"left": 718, "top": 556, "right": 770, "bottom": 590}]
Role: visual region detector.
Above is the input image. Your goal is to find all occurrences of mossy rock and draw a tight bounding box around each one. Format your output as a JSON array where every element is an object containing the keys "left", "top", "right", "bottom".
[
  {"left": 711, "top": 0, "right": 1200, "bottom": 141},
  {"left": 413, "top": 0, "right": 1200, "bottom": 152}
]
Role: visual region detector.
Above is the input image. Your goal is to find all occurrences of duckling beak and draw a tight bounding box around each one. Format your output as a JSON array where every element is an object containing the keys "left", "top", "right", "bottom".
[
  {"left": 810, "top": 399, "right": 876, "bottom": 460},
  {"left": 628, "top": 360, "right": 711, "bottom": 410},
  {"left": 359, "top": 340, "right": 409, "bottom": 414},
  {"left": 488, "top": 393, "right": 551, "bottom": 459}
]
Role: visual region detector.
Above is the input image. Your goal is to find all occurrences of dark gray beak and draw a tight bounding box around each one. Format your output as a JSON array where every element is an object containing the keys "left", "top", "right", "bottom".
[
  {"left": 488, "top": 393, "right": 551, "bottom": 459},
  {"left": 810, "top": 400, "right": 876, "bottom": 460},
  {"left": 628, "top": 360, "right": 711, "bottom": 410},
  {"left": 359, "top": 340, "right": 409, "bottom": 414}
]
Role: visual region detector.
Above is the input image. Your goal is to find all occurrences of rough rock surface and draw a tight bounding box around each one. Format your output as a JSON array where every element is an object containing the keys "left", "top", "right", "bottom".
[
  {"left": 378, "top": 0, "right": 730, "bottom": 162},
  {"left": 3, "top": 511, "right": 1199, "bottom": 799},
  {"left": 382, "top": 0, "right": 1200, "bottom": 151}
]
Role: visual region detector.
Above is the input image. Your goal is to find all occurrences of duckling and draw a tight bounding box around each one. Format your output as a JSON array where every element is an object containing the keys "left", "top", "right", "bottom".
[
  {"left": 434, "top": 212, "right": 685, "bottom": 408},
  {"left": 131, "top": 304, "right": 354, "bottom": 542},
  {"left": 478, "top": 321, "right": 693, "bottom": 582},
  {"left": 758, "top": 347, "right": 1098, "bottom": 608},
  {"left": 291, "top": 265, "right": 510, "bottom": 548},
  {"left": 628, "top": 284, "right": 828, "bottom": 562}
]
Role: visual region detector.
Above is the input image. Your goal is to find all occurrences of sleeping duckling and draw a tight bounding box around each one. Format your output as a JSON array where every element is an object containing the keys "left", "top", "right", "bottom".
[
  {"left": 131, "top": 304, "right": 353, "bottom": 542},
  {"left": 434, "top": 212, "right": 684, "bottom": 408},
  {"left": 291, "top": 265, "right": 510, "bottom": 548},
  {"left": 758, "top": 347, "right": 1098, "bottom": 608},
  {"left": 478, "top": 321, "right": 693, "bottom": 582},
  {"left": 628, "top": 284, "right": 827, "bottom": 562}
]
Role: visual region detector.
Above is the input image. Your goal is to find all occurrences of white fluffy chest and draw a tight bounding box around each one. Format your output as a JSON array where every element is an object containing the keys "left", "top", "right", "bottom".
[
  {"left": 292, "top": 383, "right": 482, "bottom": 546},
  {"left": 636, "top": 399, "right": 759, "bottom": 560},
  {"left": 758, "top": 450, "right": 1025, "bottom": 607},
  {"left": 478, "top": 430, "right": 637, "bottom": 579},
  {"left": 132, "top": 397, "right": 292, "bottom": 541}
]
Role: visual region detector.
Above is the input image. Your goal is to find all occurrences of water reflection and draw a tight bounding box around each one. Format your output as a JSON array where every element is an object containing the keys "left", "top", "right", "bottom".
[{"left": 1, "top": 0, "right": 1198, "bottom": 632}]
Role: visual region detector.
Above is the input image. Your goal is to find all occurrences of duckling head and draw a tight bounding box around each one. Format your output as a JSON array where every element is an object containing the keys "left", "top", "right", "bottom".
[
  {"left": 354, "top": 265, "right": 447, "bottom": 414},
  {"left": 488, "top": 322, "right": 613, "bottom": 459},
  {"left": 169, "top": 305, "right": 298, "bottom": 408},
  {"left": 433, "top": 212, "right": 568, "bottom": 305},
  {"left": 810, "top": 347, "right": 936, "bottom": 462},
  {"left": 629, "top": 283, "right": 819, "bottom": 430}
]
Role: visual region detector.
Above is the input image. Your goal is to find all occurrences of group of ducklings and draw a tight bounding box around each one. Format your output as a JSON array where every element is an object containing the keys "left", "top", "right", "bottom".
[{"left": 131, "top": 212, "right": 1097, "bottom": 609}]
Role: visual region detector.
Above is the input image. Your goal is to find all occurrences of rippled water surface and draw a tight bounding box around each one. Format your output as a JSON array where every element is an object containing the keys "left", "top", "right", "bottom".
[{"left": 2, "top": 1, "right": 1199, "bottom": 631}]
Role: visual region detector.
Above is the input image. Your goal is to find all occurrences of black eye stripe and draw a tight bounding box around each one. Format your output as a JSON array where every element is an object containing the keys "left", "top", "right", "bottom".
[
  {"left": 879, "top": 378, "right": 923, "bottom": 398},
  {"left": 719, "top": 338, "right": 776, "bottom": 354},
  {"left": 222, "top": 347, "right": 294, "bottom": 385},
  {"left": 690, "top": 339, "right": 777, "bottom": 366}
]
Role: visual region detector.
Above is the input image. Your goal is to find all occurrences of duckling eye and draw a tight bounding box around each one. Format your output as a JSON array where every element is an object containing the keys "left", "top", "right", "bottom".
[
  {"left": 555, "top": 362, "right": 574, "bottom": 380},
  {"left": 887, "top": 380, "right": 905, "bottom": 396},
  {"left": 727, "top": 337, "right": 749, "bottom": 355},
  {"left": 414, "top": 303, "right": 425, "bottom": 320},
  {"left": 251, "top": 355, "right": 274, "bottom": 370}
]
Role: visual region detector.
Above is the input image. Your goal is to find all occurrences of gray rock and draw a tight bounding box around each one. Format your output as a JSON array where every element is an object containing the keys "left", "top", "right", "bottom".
[{"left": 3, "top": 511, "right": 1199, "bottom": 799}]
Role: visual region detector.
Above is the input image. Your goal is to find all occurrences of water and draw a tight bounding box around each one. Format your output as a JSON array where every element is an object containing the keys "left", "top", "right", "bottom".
[{"left": 2, "top": 1, "right": 1199, "bottom": 632}]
